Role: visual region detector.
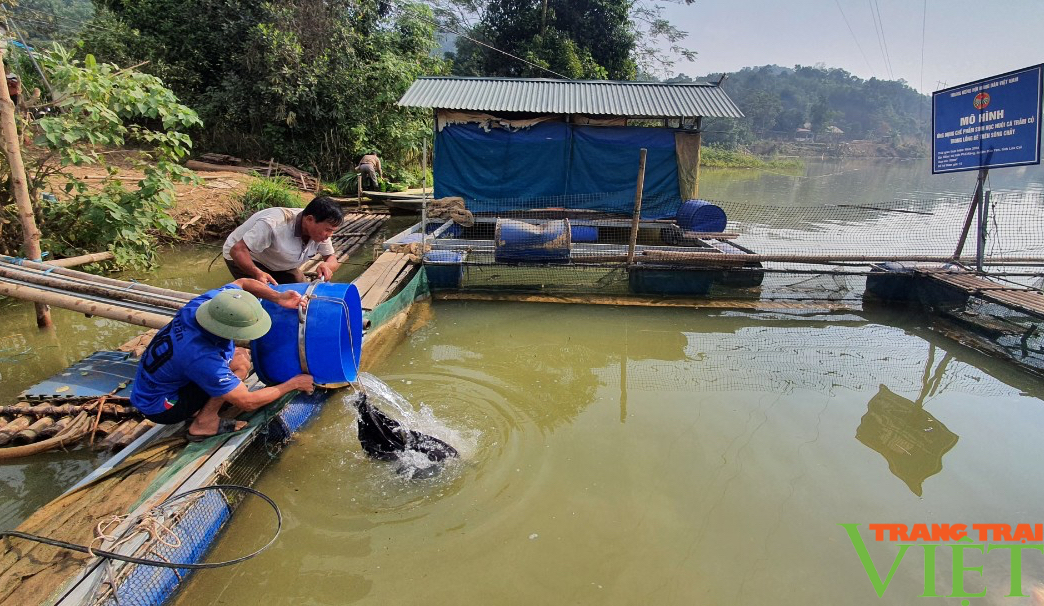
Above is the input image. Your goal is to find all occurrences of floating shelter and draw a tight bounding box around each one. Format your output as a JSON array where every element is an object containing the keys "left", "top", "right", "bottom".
[
  {"left": 393, "top": 76, "right": 765, "bottom": 296},
  {"left": 400, "top": 76, "right": 743, "bottom": 211}
]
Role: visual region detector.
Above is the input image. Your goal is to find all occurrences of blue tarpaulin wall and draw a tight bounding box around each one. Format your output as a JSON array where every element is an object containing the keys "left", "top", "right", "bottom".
[{"left": 433, "top": 122, "right": 682, "bottom": 219}]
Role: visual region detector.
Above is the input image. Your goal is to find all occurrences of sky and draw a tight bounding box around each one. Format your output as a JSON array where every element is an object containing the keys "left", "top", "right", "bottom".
[{"left": 659, "top": 0, "right": 1044, "bottom": 95}]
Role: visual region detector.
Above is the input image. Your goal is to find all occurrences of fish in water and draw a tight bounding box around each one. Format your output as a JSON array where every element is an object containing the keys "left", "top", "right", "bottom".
[{"left": 351, "top": 392, "right": 458, "bottom": 471}]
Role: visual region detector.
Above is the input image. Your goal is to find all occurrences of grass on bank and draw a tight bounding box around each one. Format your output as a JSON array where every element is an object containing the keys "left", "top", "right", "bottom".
[
  {"left": 701, "top": 146, "right": 805, "bottom": 170},
  {"left": 237, "top": 176, "right": 305, "bottom": 220}
]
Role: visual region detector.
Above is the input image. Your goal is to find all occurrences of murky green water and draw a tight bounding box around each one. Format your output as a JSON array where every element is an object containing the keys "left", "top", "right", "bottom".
[
  {"left": 177, "top": 300, "right": 1044, "bottom": 605},
  {"left": 0, "top": 159, "right": 1042, "bottom": 601}
]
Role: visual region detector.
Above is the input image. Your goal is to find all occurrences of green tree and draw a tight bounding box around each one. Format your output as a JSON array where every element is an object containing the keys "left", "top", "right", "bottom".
[
  {"left": 80, "top": 0, "right": 446, "bottom": 176},
  {"left": 0, "top": 45, "right": 201, "bottom": 268},
  {"left": 809, "top": 93, "right": 837, "bottom": 134},
  {"left": 436, "top": 0, "right": 696, "bottom": 80},
  {"left": 707, "top": 64, "right": 929, "bottom": 145},
  {"left": 8, "top": 0, "right": 94, "bottom": 46},
  {"left": 745, "top": 90, "right": 782, "bottom": 134}
]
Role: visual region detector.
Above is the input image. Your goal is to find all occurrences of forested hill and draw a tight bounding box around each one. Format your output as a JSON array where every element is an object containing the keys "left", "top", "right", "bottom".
[{"left": 671, "top": 65, "right": 930, "bottom": 149}]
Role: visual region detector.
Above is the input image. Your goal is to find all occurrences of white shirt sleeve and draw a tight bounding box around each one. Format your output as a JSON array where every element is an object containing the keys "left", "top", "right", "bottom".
[
  {"left": 241, "top": 220, "right": 275, "bottom": 254},
  {"left": 318, "top": 238, "right": 336, "bottom": 257}
]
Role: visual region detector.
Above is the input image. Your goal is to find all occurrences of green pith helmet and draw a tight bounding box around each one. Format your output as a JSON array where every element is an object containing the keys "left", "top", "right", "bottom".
[{"left": 195, "top": 290, "right": 272, "bottom": 341}]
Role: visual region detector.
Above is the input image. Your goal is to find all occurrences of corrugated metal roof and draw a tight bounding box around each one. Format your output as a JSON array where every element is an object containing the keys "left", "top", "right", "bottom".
[{"left": 398, "top": 77, "right": 744, "bottom": 118}]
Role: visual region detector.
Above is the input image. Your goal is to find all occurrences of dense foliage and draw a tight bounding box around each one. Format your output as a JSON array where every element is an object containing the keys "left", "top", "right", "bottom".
[
  {"left": 435, "top": 0, "right": 696, "bottom": 80},
  {"left": 8, "top": 0, "right": 95, "bottom": 47},
  {"left": 237, "top": 176, "right": 304, "bottom": 221},
  {"left": 680, "top": 65, "right": 930, "bottom": 151},
  {"left": 79, "top": 0, "right": 446, "bottom": 177},
  {"left": 0, "top": 45, "right": 200, "bottom": 268}
]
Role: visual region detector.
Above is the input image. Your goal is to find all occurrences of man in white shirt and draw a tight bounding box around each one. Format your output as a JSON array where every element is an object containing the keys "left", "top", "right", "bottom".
[{"left": 223, "top": 196, "right": 343, "bottom": 284}]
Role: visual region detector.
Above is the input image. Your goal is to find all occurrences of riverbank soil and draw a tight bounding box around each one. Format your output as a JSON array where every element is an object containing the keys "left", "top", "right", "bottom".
[{"left": 59, "top": 162, "right": 253, "bottom": 241}]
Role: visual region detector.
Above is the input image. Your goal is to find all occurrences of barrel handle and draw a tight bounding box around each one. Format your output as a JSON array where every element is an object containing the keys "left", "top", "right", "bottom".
[{"left": 297, "top": 281, "right": 322, "bottom": 375}]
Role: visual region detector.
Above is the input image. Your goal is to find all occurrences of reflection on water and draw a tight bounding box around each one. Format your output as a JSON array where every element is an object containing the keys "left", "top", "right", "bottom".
[
  {"left": 855, "top": 345, "right": 960, "bottom": 497},
  {"left": 176, "top": 300, "right": 1044, "bottom": 606},
  {"left": 856, "top": 385, "right": 959, "bottom": 497}
]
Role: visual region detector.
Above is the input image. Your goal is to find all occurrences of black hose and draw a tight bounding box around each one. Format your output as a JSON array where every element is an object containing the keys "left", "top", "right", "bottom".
[{"left": 0, "top": 485, "right": 281, "bottom": 570}]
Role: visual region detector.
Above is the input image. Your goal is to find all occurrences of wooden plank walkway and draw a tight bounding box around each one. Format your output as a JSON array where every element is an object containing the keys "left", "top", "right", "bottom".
[
  {"left": 299, "top": 211, "right": 389, "bottom": 277},
  {"left": 916, "top": 267, "right": 1044, "bottom": 319},
  {"left": 353, "top": 251, "right": 418, "bottom": 311}
]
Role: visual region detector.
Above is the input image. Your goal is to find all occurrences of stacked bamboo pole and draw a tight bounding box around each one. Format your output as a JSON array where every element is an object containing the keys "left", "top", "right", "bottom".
[
  {"left": 1, "top": 257, "right": 195, "bottom": 301},
  {"left": 0, "top": 256, "right": 191, "bottom": 328}
]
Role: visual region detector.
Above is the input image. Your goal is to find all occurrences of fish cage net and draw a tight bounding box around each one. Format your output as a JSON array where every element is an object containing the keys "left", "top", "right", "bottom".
[
  {"left": 91, "top": 424, "right": 293, "bottom": 606},
  {"left": 600, "top": 316, "right": 1036, "bottom": 396},
  {"left": 404, "top": 189, "right": 1044, "bottom": 304}
]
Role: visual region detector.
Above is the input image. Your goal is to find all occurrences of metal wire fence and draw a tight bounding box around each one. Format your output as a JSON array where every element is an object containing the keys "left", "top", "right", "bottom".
[{"left": 399, "top": 190, "right": 1044, "bottom": 301}]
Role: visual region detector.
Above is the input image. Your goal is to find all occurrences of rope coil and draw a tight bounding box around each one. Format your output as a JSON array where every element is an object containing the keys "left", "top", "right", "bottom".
[{"left": 0, "top": 484, "right": 281, "bottom": 570}]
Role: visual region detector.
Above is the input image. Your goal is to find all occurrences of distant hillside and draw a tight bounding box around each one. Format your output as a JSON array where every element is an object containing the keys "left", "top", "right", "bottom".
[{"left": 672, "top": 65, "right": 930, "bottom": 154}]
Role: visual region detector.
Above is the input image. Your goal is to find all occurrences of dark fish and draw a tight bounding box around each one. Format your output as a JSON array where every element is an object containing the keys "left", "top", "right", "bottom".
[{"left": 351, "top": 392, "right": 459, "bottom": 470}]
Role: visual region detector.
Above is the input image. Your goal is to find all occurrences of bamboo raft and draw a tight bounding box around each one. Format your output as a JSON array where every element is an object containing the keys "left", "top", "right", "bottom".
[
  {"left": 0, "top": 396, "right": 152, "bottom": 458},
  {"left": 914, "top": 266, "right": 1044, "bottom": 320},
  {"left": 354, "top": 251, "right": 417, "bottom": 311}
]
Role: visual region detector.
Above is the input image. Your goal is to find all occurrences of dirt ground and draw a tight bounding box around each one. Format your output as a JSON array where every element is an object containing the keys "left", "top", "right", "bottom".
[{"left": 60, "top": 158, "right": 312, "bottom": 242}]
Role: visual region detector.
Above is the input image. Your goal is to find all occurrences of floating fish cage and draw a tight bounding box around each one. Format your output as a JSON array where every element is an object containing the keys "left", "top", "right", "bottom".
[{"left": 384, "top": 194, "right": 766, "bottom": 297}]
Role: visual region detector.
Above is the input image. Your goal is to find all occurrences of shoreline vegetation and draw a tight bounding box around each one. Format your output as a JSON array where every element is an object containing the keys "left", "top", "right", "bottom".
[{"left": 700, "top": 146, "right": 805, "bottom": 170}]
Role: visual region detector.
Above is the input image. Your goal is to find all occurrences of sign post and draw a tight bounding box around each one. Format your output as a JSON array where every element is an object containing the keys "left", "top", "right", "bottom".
[{"left": 933, "top": 65, "right": 1043, "bottom": 264}]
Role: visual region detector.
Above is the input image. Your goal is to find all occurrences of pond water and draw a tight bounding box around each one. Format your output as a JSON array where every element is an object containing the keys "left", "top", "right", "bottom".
[
  {"left": 176, "top": 300, "right": 1044, "bottom": 605},
  {"left": 0, "top": 158, "right": 1041, "bottom": 601}
]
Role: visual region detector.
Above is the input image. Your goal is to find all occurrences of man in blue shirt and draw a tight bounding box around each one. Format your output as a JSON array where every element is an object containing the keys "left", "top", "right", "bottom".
[{"left": 131, "top": 278, "right": 315, "bottom": 440}]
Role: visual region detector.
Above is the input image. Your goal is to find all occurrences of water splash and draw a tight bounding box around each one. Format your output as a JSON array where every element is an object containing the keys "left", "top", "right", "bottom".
[{"left": 350, "top": 372, "right": 478, "bottom": 479}]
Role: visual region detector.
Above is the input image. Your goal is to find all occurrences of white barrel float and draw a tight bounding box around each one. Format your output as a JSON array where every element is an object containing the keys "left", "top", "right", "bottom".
[{"left": 494, "top": 218, "right": 572, "bottom": 263}]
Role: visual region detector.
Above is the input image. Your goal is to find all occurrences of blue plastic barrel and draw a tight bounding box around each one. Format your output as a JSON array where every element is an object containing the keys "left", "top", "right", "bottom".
[
  {"left": 676, "top": 200, "right": 727, "bottom": 232},
  {"left": 570, "top": 225, "right": 598, "bottom": 243},
  {"left": 424, "top": 250, "right": 465, "bottom": 289},
  {"left": 494, "top": 219, "right": 571, "bottom": 263},
  {"left": 251, "top": 282, "right": 364, "bottom": 386}
]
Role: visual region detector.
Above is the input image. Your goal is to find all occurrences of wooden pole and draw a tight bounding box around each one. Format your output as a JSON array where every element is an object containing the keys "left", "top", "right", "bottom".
[
  {"left": 626, "top": 148, "right": 648, "bottom": 266},
  {"left": 0, "top": 47, "right": 50, "bottom": 326},
  {"left": 977, "top": 189, "right": 991, "bottom": 272},
  {"left": 47, "top": 251, "right": 115, "bottom": 267},
  {"left": 0, "top": 281, "right": 172, "bottom": 328},
  {"left": 0, "top": 264, "right": 186, "bottom": 309},
  {"left": 580, "top": 252, "right": 1044, "bottom": 266},
  {"left": 953, "top": 168, "right": 987, "bottom": 259},
  {"left": 422, "top": 138, "right": 428, "bottom": 201},
  {"left": 421, "top": 138, "right": 429, "bottom": 253},
  {"left": 694, "top": 116, "right": 703, "bottom": 199}
]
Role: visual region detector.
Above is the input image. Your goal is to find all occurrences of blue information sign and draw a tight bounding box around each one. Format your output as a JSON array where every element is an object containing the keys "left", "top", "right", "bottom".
[{"left": 932, "top": 64, "right": 1043, "bottom": 174}]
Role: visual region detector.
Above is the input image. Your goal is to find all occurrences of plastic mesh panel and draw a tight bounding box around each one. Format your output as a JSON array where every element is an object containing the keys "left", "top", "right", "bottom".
[
  {"left": 92, "top": 389, "right": 332, "bottom": 606},
  {"left": 105, "top": 491, "right": 230, "bottom": 606},
  {"left": 399, "top": 190, "right": 1044, "bottom": 302}
]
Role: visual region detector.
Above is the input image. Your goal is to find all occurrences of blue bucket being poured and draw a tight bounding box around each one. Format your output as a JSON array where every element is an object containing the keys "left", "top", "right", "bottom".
[{"left": 251, "top": 282, "right": 364, "bottom": 387}]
